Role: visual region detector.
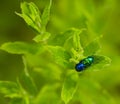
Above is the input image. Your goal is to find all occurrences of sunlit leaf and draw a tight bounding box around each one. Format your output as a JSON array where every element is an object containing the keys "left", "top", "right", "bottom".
[
  {"left": 47, "top": 46, "right": 73, "bottom": 68},
  {"left": 48, "top": 28, "right": 84, "bottom": 63},
  {"left": 33, "top": 32, "right": 51, "bottom": 42},
  {"left": 87, "top": 55, "right": 111, "bottom": 71},
  {"left": 61, "top": 71, "right": 79, "bottom": 104},
  {"left": 49, "top": 28, "right": 83, "bottom": 47},
  {"left": 72, "top": 28, "right": 84, "bottom": 53},
  {"left": 41, "top": 0, "right": 52, "bottom": 31},
  {"left": 16, "top": 2, "right": 41, "bottom": 33},
  {"left": 83, "top": 38, "right": 101, "bottom": 56},
  {"left": 48, "top": 29, "right": 73, "bottom": 46},
  {"left": 0, "top": 42, "right": 42, "bottom": 55}
]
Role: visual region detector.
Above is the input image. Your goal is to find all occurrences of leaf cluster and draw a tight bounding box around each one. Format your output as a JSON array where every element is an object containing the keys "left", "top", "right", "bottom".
[{"left": 0, "top": 1, "right": 113, "bottom": 104}]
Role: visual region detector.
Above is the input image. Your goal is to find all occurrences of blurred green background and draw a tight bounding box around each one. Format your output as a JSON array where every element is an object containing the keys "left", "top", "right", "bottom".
[{"left": 0, "top": 0, "right": 120, "bottom": 103}]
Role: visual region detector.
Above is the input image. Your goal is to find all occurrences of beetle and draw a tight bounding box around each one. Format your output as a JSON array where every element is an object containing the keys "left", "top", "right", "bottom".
[{"left": 75, "top": 56, "right": 94, "bottom": 72}]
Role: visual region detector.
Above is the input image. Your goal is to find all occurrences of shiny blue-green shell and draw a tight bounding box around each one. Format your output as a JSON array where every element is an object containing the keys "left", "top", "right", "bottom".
[{"left": 75, "top": 56, "right": 94, "bottom": 72}]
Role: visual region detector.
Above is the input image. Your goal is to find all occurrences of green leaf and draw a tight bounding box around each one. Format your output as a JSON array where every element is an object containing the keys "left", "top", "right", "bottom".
[
  {"left": 87, "top": 55, "right": 111, "bottom": 71},
  {"left": 41, "top": 0, "right": 52, "bottom": 31},
  {"left": 79, "top": 29, "right": 93, "bottom": 50},
  {"left": 47, "top": 46, "right": 73, "bottom": 68},
  {"left": 83, "top": 38, "right": 101, "bottom": 56},
  {"left": 61, "top": 70, "right": 79, "bottom": 104},
  {"left": 34, "top": 84, "right": 60, "bottom": 104},
  {"left": 33, "top": 32, "right": 51, "bottom": 42},
  {"left": 49, "top": 28, "right": 82, "bottom": 47},
  {"left": 69, "top": 29, "right": 84, "bottom": 62},
  {"left": 63, "top": 28, "right": 84, "bottom": 63},
  {"left": 0, "top": 42, "right": 42, "bottom": 55},
  {"left": 0, "top": 81, "right": 21, "bottom": 98},
  {"left": 72, "top": 28, "right": 84, "bottom": 53},
  {"left": 20, "top": 56, "right": 37, "bottom": 96},
  {"left": 16, "top": 2, "right": 41, "bottom": 33},
  {"left": 48, "top": 28, "right": 84, "bottom": 63}
]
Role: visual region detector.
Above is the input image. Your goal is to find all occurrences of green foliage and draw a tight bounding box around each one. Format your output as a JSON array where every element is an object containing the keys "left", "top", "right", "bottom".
[
  {"left": 33, "top": 32, "right": 50, "bottom": 42},
  {"left": 16, "top": 0, "right": 52, "bottom": 34},
  {"left": 20, "top": 56, "right": 37, "bottom": 96},
  {"left": 47, "top": 46, "right": 72, "bottom": 68},
  {"left": 0, "top": 81, "right": 21, "bottom": 98},
  {"left": 16, "top": 2, "right": 41, "bottom": 33},
  {"left": 0, "top": 0, "right": 114, "bottom": 104},
  {"left": 83, "top": 38, "right": 101, "bottom": 56},
  {"left": 61, "top": 71, "right": 78, "bottom": 104},
  {"left": 41, "top": 0, "right": 52, "bottom": 31},
  {"left": 89, "top": 55, "right": 111, "bottom": 71},
  {"left": 0, "top": 42, "right": 42, "bottom": 55}
]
